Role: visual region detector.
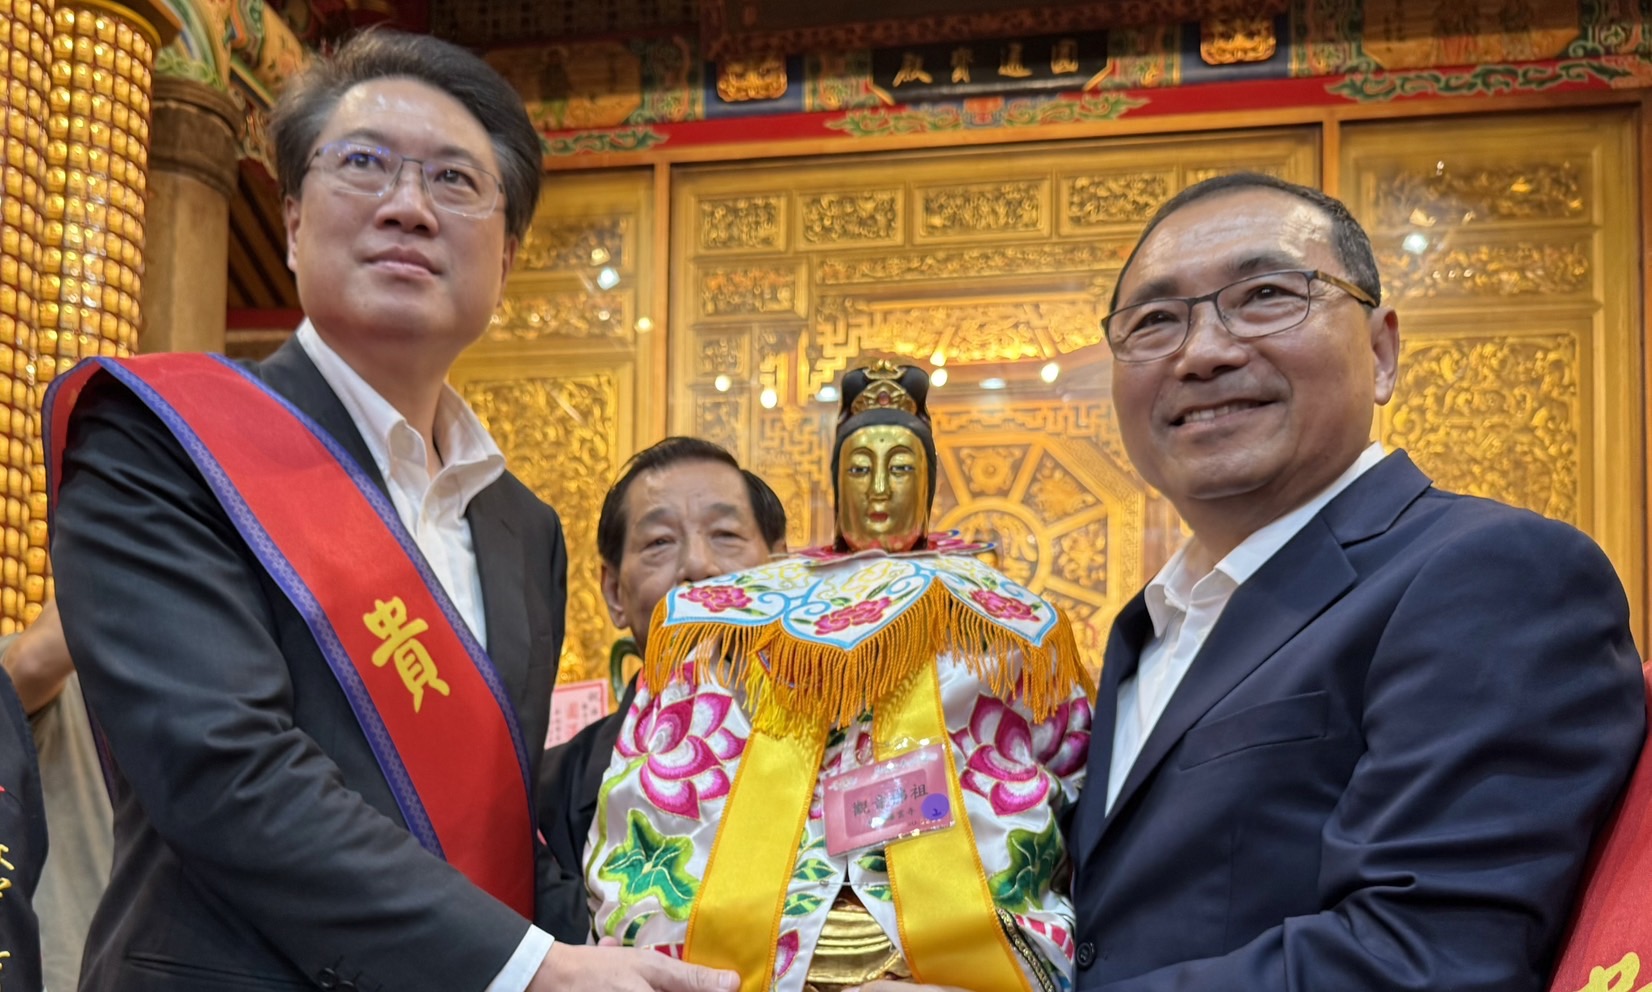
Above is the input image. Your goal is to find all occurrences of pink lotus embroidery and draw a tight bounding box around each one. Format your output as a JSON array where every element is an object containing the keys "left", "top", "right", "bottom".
[
  {"left": 617, "top": 689, "right": 745, "bottom": 819},
  {"left": 1033, "top": 696, "right": 1092, "bottom": 779},
  {"left": 683, "top": 584, "right": 752, "bottom": 613},
  {"left": 815, "top": 596, "right": 893, "bottom": 635},
  {"left": 773, "top": 929, "right": 801, "bottom": 981},
  {"left": 953, "top": 695, "right": 1056, "bottom": 815},
  {"left": 970, "top": 589, "right": 1038, "bottom": 622},
  {"left": 926, "top": 530, "right": 989, "bottom": 554}
]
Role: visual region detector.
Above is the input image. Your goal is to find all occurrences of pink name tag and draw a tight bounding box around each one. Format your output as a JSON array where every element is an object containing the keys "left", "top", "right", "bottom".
[{"left": 822, "top": 742, "right": 955, "bottom": 856}]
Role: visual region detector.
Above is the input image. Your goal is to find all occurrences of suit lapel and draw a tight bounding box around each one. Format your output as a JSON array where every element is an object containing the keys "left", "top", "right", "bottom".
[
  {"left": 1099, "top": 518, "right": 1356, "bottom": 834},
  {"left": 468, "top": 482, "right": 530, "bottom": 705},
  {"left": 1087, "top": 452, "right": 1434, "bottom": 852},
  {"left": 252, "top": 337, "right": 385, "bottom": 495},
  {"left": 1069, "top": 596, "right": 1151, "bottom": 872}
]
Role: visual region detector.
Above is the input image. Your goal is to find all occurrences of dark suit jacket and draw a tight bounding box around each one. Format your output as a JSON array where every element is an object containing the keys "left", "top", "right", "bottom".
[
  {"left": 0, "top": 667, "right": 46, "bottom": 992},
  {"left": 535, "top": 675, "right": 636, "bottom": 942},
  {"left": 52, "top": 340, "right": 568, "bottom": 991},
  {"left": 1067, "top": 451, "right": 1645, "bottom": 992}
]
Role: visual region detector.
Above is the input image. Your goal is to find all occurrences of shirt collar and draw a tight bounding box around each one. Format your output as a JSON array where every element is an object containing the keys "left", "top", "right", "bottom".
[
  {"left": 294, "top": 320, "right": 505, "bottom": 487},
  {"left": 1142, "top": 442, "right": 1387, "bottom": 634}
]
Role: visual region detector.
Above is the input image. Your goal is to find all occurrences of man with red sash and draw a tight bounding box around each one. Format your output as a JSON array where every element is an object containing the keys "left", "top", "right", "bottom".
[{"left": 48, "top": 30, "right": 734, "bottom": 992}]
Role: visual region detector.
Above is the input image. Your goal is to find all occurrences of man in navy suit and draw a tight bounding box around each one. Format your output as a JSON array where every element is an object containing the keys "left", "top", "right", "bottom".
[{"left": 858, "top": 174, "right": 1644, "bottom": 992}]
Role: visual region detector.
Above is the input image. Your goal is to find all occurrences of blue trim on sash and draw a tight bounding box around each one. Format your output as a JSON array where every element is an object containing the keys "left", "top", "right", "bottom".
[{"left": 45, "top": 356, "right": 538, "bottom": 859}]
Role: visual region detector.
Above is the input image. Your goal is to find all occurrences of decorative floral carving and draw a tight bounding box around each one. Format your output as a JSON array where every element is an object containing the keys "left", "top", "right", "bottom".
[
  {"left": 462, "top": 374, "right": 617, "bottom": 682},
  {"left": 801, "top": 190, "right": 900, "bottom": 245},
  {"left": 1184, "top": 162, "right": 1288, "bottom": 185},
  {"left": 1377, "top": 241, "right": 1590, "bottom": 299},
  {"left": 1373, "top": 162, "right": 1587, "bottom": 227},
  {"left": 950, "top": 508, "right": 1041, "bottom": 589},
  {"left": 699, "top": 265, "right": 798, "bottom": 316},
  {"left": 716, "top": 54, "right": 787, "bottom": 102},
  {"left": 959, "top": 447, "right": 1025, "bottom": 497},
  {"left": 518, "top": 216, "right": 627, "bottom": 271},
  {"left": 699, "top": 196, "right": 785, "bottom": 251},
  {"left": 695, "top": 396, "right": 744, "bottom": 458},
  {"left": 1054, "top": 519, "right": 1109, "bottom": 593},
  {"left": 817, "top": 242, "right": 1128, "bottom": 284},
  {"left": 867, "top": 301, "right": 1098, "bottom": 365},
  {"left": 697, "top": 333, "right": 746, "bottom": 376},
  {"left": 1383, "top": 335, "right": 1578, "bottom": 522},
  {"left": 1200, "top": 15, "right": 1278, "bottom": 64},
  {"left": 1065, "top": 173, "right": 1171, "bottom": 227},
  {"left": 920, "top": 182, "right": 1045, "bottom": 236},
  {"left": 1028, "top": 457, "right": 1099, "bottom": 519},
  {"left": 487, "top": 292, "right": 629, "bottom": 340}
]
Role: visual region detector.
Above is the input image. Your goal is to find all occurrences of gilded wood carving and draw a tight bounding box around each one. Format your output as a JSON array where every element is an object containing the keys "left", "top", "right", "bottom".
[{"left": 670, "top": 132, "right": 1318, "bottom": 673}]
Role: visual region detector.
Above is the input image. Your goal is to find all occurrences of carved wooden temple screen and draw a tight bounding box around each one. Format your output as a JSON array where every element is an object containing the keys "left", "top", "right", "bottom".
[{"left": 454, "top": 103, "right": 1644, "bottom": 685}]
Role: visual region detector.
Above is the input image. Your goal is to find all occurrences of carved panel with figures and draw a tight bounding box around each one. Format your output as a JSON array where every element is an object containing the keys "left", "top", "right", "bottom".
[
  {"left": 1343, "top": 108, "right": 1642, "bottom": 631},
  {"left": 671, "top": 131, "right": 1318, "bottom": 674},
  {"left": 452, "top": 170, "right": 657, "bottom": 686}
]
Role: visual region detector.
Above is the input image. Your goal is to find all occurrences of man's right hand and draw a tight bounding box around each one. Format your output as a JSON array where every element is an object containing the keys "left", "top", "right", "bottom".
[{"left": 529, "top": 943, "right": 739, "bottom": 992}]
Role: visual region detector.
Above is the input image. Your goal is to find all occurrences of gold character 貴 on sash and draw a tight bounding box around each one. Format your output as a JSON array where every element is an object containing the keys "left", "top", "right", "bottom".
[
  {"left": 1575, "top": 951, "right": 1652, "bottom": 992},
  {"left": 363, "top": 597, "right": 451, "bottom": 712}
]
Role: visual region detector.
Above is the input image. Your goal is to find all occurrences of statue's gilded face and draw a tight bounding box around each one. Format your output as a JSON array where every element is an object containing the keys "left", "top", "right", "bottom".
[{"left": 836, "top": 424, "right": 929, "bottom": 553}]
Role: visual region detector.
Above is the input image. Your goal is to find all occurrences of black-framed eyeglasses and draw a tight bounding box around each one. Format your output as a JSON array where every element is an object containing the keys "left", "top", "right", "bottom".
[
  {"left": 1102, "top": 269, "right": 1379, "bottom": 364},
  {"left": 304, "top": 140, "right": 503, "bottom": 219}
]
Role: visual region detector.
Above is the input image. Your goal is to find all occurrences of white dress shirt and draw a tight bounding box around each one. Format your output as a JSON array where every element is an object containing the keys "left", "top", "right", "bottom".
[
  {"left": 295, "top": 323, "right": 555, "bottom": 989},
  {"left": 1105, "top": 443, "right": 1388, "bottom": 813}
]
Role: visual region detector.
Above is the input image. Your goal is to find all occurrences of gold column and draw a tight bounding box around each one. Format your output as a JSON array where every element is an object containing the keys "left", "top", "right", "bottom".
[
  {"left": 140, "top": 75, "right": 239, "bottom": 354},
  {"left": 41, "top": 3, "right": 158, "bottom": 365},
  {"left": 0, "top": 0, "right": 55, "bottom": 632},
  {"left": 0, "top": 0, "right": 171, "bottom": 630}
]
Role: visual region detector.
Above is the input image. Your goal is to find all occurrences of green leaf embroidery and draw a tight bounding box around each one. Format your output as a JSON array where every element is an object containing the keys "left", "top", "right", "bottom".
[
  {"left": 988, "top": 817, "right": 1062, "bottom": 914},
  {"left": 856, "top": 849, "right": 888, "bottom": 875},
  {"left": 621, "top": 911, "right": 655, "bottom": 947},
  {"left": 784, "top": 891, "right": 826, "bottom": 916},
  {"left": 794, "top": 858, "right": 837, "bottom": 883},
  {"left": 598, "top": 809, "right": 700, "bottom": 923},
  {"left": 585, "top": 755, "right": 647, "bottom": 880},
  {"left": 862, "top": 882, "right": 893, "bottom": 902}
]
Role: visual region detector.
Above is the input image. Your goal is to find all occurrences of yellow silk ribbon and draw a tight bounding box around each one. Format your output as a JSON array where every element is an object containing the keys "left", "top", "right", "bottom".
[
  {"left": 879, "top": 663, "right": 1034, "bottom": 992},
  {"left": 684, "top": 663, "right": 1032, "bottom": 992},
  {"left": 684, "top": 698, "right": 826, "bottom": 992}
]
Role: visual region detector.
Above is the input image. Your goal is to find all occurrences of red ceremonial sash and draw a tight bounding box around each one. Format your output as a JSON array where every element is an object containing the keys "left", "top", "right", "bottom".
[
  {"left": 45, "top": 353, "right": 536, "bottom": 917},
  {"left": 1547, "top": 664, "right": 1652, "bottom": 992}
]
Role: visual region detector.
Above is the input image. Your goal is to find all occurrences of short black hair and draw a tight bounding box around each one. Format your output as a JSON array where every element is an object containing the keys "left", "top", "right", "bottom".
[
  {"left": 1110, "top": 172, "right": 1382, "bottom": 310},
  {"left": 269, "top": 28, "right": 542, "bottom": 241},
  {"left": 596, "top": 437, "right": 787, "bottom": 568},
  {"left": 742, "top": 469, "right": 787, "bottom": 550}
]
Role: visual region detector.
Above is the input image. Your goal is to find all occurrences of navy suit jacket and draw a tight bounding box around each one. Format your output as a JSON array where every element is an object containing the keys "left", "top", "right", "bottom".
[
  {"left": 1067, "top": 451, "right": 1644, "bottom": 991},
  {"left": 53, "top": 340, "right": 568, "bottom": 991},
  {"left": 0, "top": 667, "right": 46, "bottom": 992}
]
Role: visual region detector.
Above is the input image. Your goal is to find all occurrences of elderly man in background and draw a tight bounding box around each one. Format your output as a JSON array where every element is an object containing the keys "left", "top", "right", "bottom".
[{"left": 538, "top": 436, "right": 789, "bottom": 942}]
